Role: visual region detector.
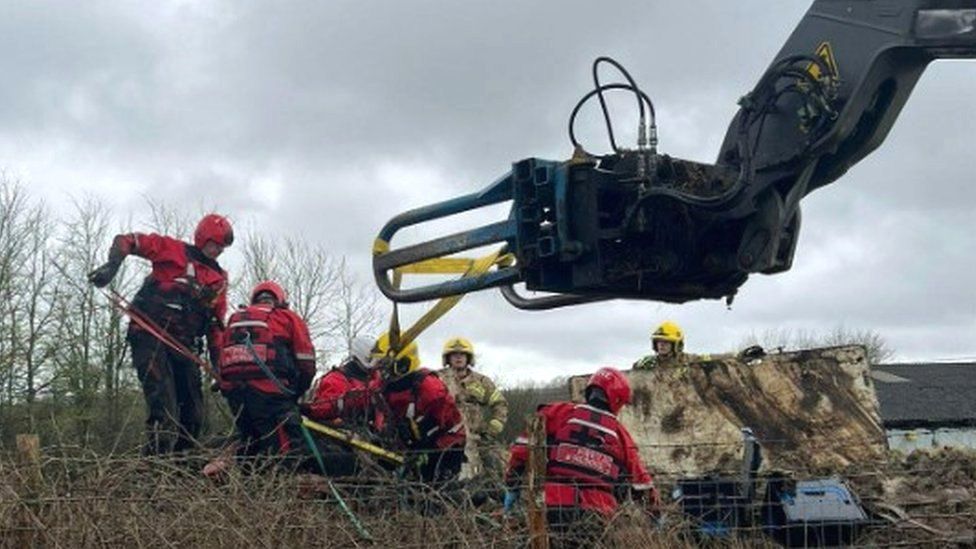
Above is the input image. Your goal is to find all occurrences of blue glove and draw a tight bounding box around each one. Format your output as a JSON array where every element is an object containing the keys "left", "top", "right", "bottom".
[{"left": 503, "top": 489, "right": 520, "bottom": 514}]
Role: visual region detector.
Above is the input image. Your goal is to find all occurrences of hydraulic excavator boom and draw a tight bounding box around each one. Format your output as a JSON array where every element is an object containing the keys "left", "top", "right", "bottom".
[{"left": 374, "top": 1, "right": 976, "bottom": 310}]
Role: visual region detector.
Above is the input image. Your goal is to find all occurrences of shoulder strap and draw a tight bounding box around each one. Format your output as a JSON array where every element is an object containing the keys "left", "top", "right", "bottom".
[
  {"left": 411, "top": 369, "right": 429, "bottom": 396},
  {"left": 184, "top": 243, "right": 225, "bottom": 274}
]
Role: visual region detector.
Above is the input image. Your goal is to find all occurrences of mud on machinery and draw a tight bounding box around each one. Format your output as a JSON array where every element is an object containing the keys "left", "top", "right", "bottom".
[{"left": 373, "top": 1, "right": 976, "bottom": 310}]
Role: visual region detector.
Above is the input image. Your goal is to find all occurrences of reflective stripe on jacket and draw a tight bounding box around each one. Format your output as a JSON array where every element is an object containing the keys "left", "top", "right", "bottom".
[
  {"left": 123, "top": 233, "right": 227, "bottom": 345},
  {"left": 437, "top": 369, "right": 508, "bottom": 436},
  {"left": 218, "top": 304, "right": 316, "bottom": 395}
]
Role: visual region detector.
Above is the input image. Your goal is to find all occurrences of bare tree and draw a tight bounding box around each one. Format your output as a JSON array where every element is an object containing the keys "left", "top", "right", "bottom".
[
  {"left": 238, "top": 233, "right": 339, "bottom": 341},
  {"left": 821, "top": 325, "right": 896, "bottom": 365},
  {"left": 238, "top": 231, "right": 382, "bottom": 364},
  {"left": 739, "top": 325, "right": 896, "bottom": 365},
  {"left": 16, "top": 200, "right": 61, "bottom": 404},
  {"left": 143, "top": 195, "right": 195, "bottom": 241},
  {"left": 0, "top": 186, "right": 227, "bottom": 447},
  {"left": 0, "top": 179, "right": 61, "bottom": 415},
  {"left": 49, "top": 196, "right": 138, "bottom": 440},
  {"left": 327, "top": 256, "right": 382, "bottom": 355}
]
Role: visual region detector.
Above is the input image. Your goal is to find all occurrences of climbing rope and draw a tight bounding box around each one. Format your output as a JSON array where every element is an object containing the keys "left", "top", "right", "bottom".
[{"left": 300, "top": 424, "right": 373, "bottom": 542}]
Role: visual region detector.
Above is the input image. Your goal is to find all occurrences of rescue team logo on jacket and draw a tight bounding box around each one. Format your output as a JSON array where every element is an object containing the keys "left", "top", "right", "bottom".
[
  {"left": 219, "top": 305, "right": 292, "bottom": 382},
  {"left": 220, "top": 343, "right": 269, "bottom": 367},
  {"left": 553, "top": 443, "right": 618, "bottom": 477},
  {"left": 546, "top": 404, "right": 629, "bottom": 486}
]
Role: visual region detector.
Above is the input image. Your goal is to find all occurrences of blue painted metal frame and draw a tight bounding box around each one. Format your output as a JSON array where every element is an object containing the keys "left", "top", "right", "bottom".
[{"left": 373, "top": 169, "right": 521, "bottom": 303}]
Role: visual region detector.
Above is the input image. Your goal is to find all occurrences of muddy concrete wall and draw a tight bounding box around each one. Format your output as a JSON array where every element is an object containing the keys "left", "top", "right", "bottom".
[{"left": 569, "top": 345, "right": 887, "bottom": 476}]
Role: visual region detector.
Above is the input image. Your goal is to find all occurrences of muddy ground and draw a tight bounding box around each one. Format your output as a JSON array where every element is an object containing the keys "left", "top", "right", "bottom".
[{"left": 847, "top": 448, "right": 976, "bottom": 546}]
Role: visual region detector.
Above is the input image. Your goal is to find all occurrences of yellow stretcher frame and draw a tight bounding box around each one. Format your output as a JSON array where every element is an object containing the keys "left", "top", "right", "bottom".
[{"left": 301, "top": 416, "right": 405, "bottom": 466}]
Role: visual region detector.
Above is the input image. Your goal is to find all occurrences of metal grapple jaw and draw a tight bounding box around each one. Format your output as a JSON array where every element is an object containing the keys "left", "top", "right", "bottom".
[
  {"left": 371, "top": 161, "right": 602, "bottom": 311},
  {"left": 372, "top": 171, "right": 518, "bottom": 302},
  {"left": 373, "top": 153, "right": 765, "bottom": 310}
]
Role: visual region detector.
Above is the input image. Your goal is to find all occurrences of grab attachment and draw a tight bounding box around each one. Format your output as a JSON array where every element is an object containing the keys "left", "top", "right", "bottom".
[{"left": 373, "top": 159, "right": 566, "bottom": 304}]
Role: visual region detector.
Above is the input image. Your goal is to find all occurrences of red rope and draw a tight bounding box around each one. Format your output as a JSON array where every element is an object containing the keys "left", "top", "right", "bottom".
[{"left": 101, "top": 288, "right": 222, "bottom": 383}]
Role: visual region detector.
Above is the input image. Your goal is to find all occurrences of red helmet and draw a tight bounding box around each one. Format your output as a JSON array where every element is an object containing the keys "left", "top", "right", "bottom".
[
  {"left": 194, "top": 214, "right": 234, "bottom": 249},
  {"left": 586, "top": 367, "right": 631, "bottom": 414},
  {"left": 250, "top": 280, "right": 287, "bottom": 305}
]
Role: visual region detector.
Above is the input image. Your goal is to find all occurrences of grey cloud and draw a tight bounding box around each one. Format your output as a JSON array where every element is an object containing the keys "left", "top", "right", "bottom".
[
  {"left": 3, "top": 1, "right": 808, "bottom": 172},
  {"left": 0, "top": 3, "right": 160, "bottom": 135},
  {"left": 0, "top": 1, "right": 973, "bottom": 373}
]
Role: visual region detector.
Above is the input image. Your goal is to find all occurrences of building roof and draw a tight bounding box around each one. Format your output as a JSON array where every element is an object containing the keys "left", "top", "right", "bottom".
[{"left": 871, "top": 362, "right": 976, "bottom": 428}]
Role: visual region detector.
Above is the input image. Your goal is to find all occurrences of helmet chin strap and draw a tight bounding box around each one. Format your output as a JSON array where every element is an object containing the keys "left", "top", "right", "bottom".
[{"left": 585, "top": 386, "right": 611, "bottom": 412}]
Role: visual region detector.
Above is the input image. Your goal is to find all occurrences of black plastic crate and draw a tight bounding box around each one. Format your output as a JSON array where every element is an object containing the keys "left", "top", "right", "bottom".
[{"left": 674, "top": 477, "right": 752, "bottom": 537}]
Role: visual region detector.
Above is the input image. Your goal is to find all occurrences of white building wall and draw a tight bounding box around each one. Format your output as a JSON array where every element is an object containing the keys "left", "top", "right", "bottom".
[{"left": 887, "top": 427, "right": 976, "bottom": 453}]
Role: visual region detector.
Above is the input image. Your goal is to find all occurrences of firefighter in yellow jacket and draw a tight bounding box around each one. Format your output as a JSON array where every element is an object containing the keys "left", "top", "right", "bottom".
[
  {"left": 437, "top": 336, "right": 508, "bottom": 478},
  {"left": 633, "top": 320, "right": 703, "bottom": 370}
]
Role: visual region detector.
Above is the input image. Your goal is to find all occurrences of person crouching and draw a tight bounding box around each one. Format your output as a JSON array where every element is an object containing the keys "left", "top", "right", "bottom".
[
  {"left": 373, "top": 333, "right": 466, "bottom": 484},
  {"left": 207, "top": 281, "right": 351, "bottom": 477},
  {"left": 505, "top": 367, "right": 661, "bottom": 546}
]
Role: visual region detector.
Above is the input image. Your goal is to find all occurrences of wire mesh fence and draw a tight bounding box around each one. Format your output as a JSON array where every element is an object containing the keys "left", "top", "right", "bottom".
[{"left": 1, "top": 437, "right": 973, "bottom": 548}]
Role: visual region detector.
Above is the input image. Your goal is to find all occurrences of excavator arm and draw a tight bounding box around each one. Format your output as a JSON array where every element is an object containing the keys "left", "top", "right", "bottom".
[{"left": 374, "top": 1, "right": 976, "bottom": 310}]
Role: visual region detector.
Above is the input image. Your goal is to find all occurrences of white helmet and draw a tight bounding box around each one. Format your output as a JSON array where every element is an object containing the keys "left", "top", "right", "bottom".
[{"left": 350, "top": 335, "right": 375, "bottom": 367}]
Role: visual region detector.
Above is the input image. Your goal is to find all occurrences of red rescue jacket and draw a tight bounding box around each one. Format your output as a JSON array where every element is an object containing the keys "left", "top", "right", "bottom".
[
  {"left": 121, "top": 233, "right": 228, "bottom": 346},
  {"left": 307, "top": 360, "right": 380, "bottom": 424},
  {"left": 218, "top": 304, "right": 316, "bottom": 396},
  {"left": 506, "top": 402, "right": 657, "bottom": 516},
  {"left": 379, "top": 369, "right": 465, "bottom": 451}
]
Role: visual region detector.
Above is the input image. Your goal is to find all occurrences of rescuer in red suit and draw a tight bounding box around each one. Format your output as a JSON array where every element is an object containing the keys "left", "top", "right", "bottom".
[
  {"left": 216, "top": 280, "right": 337, "bottom": 469},
  {"left": 89, "top": 214, "right": 233, "bottom": 455},
  {"left": 505, "top": 367, "right": 661, "bottom": 544},
  {"left": 304, "top": 335, "right": 380, "bottom": 427},
  {"left": 372, "top": 333, "right": 466, "bottom": 483}
]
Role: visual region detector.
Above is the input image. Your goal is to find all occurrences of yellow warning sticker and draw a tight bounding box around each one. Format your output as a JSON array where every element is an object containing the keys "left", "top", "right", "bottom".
[{"left": 806, "top": 41, "right": 838, "bottom": 80}]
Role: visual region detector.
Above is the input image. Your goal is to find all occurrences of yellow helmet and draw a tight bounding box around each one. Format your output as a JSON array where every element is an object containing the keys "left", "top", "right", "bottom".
[
  {"left": 442, "top": 336, "right": 475, "bottom": 366},
  {"left": 372, "top": 332, "right": 421, "bottom": 377},
  {"left": 652, "top": 321, "right": 684, "bottom": 353}
]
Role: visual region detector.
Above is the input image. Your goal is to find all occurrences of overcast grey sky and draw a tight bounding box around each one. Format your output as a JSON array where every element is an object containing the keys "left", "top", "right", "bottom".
[{"left": 1, "top": 1, "right": 973, "bottom": 384}]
